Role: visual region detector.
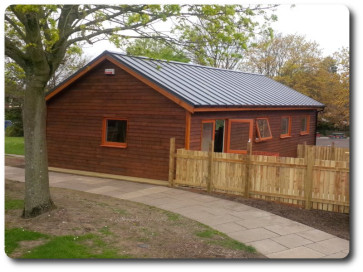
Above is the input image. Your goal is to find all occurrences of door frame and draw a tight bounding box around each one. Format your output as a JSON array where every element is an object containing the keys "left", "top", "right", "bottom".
[
  {"left": 200, "top": 120, "right": 216, "bottom": 151},
  {"left": 225, "top": 119, "right": 253, "bottom": 154}
]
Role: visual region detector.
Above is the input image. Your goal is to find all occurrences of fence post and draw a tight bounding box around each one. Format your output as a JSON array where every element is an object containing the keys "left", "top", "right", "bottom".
[
  {"left": 207, "top": 140, "right": 214, "bottom": 193},
  {"left": 244, "top": 141, "right": 252, "bottom": 198},
  {"left": 330, "top": 141, "right": 335, "bottom": 161},
  {"left": 168, "top": 137, "right": 176, "bottom": 187},
  {"left": 304, "top": 146, "right": 315, "bottom": 210}
]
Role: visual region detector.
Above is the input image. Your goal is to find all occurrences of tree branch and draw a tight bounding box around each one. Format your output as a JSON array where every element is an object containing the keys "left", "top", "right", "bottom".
[
  {"left": 5, "top": 15, "right": 26, "bottom": 40},
  {"left": 5, "top": 37, "right": 28, "bottom": 69},
  {"left": 38, "top": 7, "right": 52, "bottom": 42}
]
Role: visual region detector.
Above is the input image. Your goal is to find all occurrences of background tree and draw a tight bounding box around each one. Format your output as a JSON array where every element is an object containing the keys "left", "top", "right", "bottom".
[
  {"left": 47, "top": 48, "right": 90, "bottom": 89},
  {"left": 5, "top": 60, "right": 26, "bottom": 137},
  {"left": 243, "top": 33, "right": 322, "bottom": 77},
  {"left": 332, "top": 47, "right": 349, "bottom": 128},
  {"left": 243, "top": 33, "right": 349, "bottom": 130},
  {"left": 125, "top": 38, "right": 189, "bottom": 62},
  {"left": 174, "top": 5, "right": 278, "bottom": 69},
  {"left": 5, "top": 4, "right": 277, "bottom": 218}
]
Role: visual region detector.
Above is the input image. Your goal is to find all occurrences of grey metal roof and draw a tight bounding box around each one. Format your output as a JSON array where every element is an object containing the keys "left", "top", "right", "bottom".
[{"left": 109, "top": 52, "right": 324, "bottom": 108}]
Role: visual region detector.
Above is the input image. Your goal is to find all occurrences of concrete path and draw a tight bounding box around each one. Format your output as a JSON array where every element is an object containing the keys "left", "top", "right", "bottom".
[{"left": 5, "top": 166, "right": 349, "bottom": 259}]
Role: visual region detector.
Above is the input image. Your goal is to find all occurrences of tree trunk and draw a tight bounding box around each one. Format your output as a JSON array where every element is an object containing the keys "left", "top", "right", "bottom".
[{"left": 22, "top": 74, "right": 55, "bottom": 218}]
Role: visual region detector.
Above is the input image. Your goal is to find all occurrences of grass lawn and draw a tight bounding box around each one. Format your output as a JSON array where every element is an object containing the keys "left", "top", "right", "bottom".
[
  {"left": 5, "top": 228, "right": 131, "bottom": 259},
  {"left": 5, "top": 137, "right": 24, "bottom": 155},
  {"left": 5, "top": 179, "right": 264, "bottom": 259}
]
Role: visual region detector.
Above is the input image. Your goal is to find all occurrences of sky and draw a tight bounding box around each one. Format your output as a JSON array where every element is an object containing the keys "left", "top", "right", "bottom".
[
  {"left": 271, "top": 4, "right": 349, "bottom": 56},
  {"left": 82, "top": 3, "right": 350, "bottom": 59}
]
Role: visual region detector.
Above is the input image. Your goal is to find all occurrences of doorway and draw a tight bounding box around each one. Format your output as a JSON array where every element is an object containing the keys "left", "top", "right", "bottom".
[
  {"left": 201, "top": 119, "right": 225, "bottom": 152},
  {"left": 214, "top": 120, "right": 225, "bottom": 152}
]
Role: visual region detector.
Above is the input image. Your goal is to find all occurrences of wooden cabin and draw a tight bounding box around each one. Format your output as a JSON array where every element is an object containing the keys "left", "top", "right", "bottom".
[{"left": 46, "top": 51, "right": 324, "bottom": 182}]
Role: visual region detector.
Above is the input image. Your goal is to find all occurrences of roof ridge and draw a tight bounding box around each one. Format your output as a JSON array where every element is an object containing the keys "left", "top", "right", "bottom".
[{"left": 106, "top": 50, "right": 264, "bottom": 76}]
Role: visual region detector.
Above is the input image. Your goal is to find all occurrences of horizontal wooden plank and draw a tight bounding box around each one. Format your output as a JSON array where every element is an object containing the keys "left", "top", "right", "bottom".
[{"left": 49, "top": 167, "right": 168, "bottom": 185}]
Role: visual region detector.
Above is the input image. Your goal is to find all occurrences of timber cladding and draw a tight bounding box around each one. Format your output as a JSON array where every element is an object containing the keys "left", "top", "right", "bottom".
[
  {"left": 189, "top": 110, "right": 317, "bottom": 157},
  {"left": 46, "top": 60, "right": 186, "bottom": 181}
]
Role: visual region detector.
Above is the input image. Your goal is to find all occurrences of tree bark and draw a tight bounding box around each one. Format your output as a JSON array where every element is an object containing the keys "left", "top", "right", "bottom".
[{"left": 22, "top": 73, "right": 55, "bottom": 218}]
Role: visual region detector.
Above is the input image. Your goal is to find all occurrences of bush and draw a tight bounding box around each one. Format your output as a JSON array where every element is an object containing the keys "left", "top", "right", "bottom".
[
  {"left": 5, "top": 125, "right": 23, "bottom": 137},
  {"left": 5, "top": 108, "right": 23, "bottom": 137}
]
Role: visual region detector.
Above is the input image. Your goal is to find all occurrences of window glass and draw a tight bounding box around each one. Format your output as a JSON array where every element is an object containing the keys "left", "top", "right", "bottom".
[
  {"left": 301, "top": 116, "right": 309, "bottom": 134},
  {"left": 256, "top": 118, "right": 272, "bottom": 139},
  {"left": 281, "top": 117, "right": 290, "bottom": 136},
  {"left": 106, "top": 120, "right": 127, "bottom": 143},
  {"left": 201, "top": 122, "right": 214, "bottom": 151}
]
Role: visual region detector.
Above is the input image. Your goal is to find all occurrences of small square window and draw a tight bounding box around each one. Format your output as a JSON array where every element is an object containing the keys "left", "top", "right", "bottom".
[
  {"left": 300, "top": 116, "right": 310, "bottom": 135},
  {"left": 281, "top": 117, "right": 291, "bottom": 138},
  {"left": 102, "top": 118, "right": 127, "bottom": 148},
  {"left": 256, "top": 118, "right": 272, "bottom": 141}
]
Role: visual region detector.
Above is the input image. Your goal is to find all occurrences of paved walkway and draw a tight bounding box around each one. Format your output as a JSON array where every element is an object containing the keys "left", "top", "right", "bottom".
[{"left": 5, "top": 166, "right": 349, "bottom": 259}]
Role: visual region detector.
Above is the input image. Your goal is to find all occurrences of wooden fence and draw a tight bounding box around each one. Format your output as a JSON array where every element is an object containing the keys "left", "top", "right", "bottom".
[
  {"left": 297, "top": 143, "right": 350, "bottom": 162},
  {"left": 169, "top": 138, "right": 350, "bottom": 213}
]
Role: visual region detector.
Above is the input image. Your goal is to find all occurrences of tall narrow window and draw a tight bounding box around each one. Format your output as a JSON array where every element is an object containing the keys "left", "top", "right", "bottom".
[
  {"left": 201, "top": 120, "right": 215, "bottom": 151},
  {"left": 300, "top": 115, "right": 310, "bottom": 135},
  {"left": 256, "top": 118, "right": 272, "bottom": 141},
  {"left": 281, "top": 116, "right": 291, "bottom": 138},
  {"left": 102, "top": 118, "right": 127, "bottom": 148}
]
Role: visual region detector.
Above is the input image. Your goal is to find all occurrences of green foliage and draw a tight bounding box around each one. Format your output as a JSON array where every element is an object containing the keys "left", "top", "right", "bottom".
[
  {"left": 5, "top": 61, "right": 25, "bottom": 84},
  {"left": 244, "top": 33, "right": 322, "bottom": 77},
  {"left": 99, "top": 226, "right": 112, "bottom": 236},
  {"left": 21, "top": 235, "right": 92, "bottom": 258},
  {"left": 5, "top": 125, "right": 23, "bottom": 138},
  {"left": 195, "top": 227, "right": 256, "bottom": 253},
  {"left": 5, "top": 61, "right": 24, "bottom": 137},
  {"left": 274, "top": 51, "right": 349, "bottom": 129},
  {"left": 5, "top": 61, "right": 24, "bottom": 116},
  {"left": 5, "top": 137, "right": 25, "bottom": 155},
  {"left": 195, "top": 229, "right": 219, "bottom": 238},
  {"left": 244, "top": 33, "right": 349, "bottom": 129},
  {"left": 47, "top": 49, "right": 90, "bottom": 89},
  {"left": 5, "top": 199, "right": 24, "bottom": 211},
  {"left": 210, "top": 238, "right": 256, "bottom": 253},
  {"left": 126, "top": 38, "right": 190, "bottom": 63},
  {"left": 163, "top": 211, "right": 180, "bottom": 221},
  {"left": 175, "top": 4, "right": 278, "bottom": 69},
  {"left": 5, "top": 228, "right": 132, "bottom": 259},
  {"left": 5, "top": 228, "right": 48, "bottom": 255},
  {"left": 5, "top": 108, "right": 23, "bottom": 137}
]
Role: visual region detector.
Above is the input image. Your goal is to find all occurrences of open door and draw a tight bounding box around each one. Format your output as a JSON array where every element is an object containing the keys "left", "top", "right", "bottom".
[
  {"left": 201, "top": 120, "right": 215, "bottom": 151},
  {"left": 226, "top": 119, "right": 253, "bottom": 154},
  {"left": 201, "top": 119, "right": 225, "bottom": 152}
]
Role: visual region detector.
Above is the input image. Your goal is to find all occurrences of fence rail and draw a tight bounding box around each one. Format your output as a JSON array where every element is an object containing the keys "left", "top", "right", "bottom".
[{"left": 169, "top": 139, "right": 350, "bottom": 213}]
